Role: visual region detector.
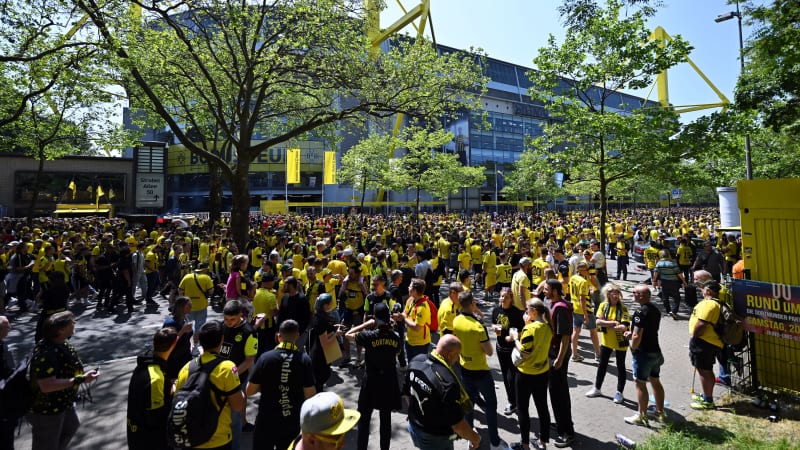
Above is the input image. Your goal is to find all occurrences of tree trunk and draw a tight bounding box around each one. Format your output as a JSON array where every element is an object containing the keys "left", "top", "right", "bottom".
[
  {"left": 415, "top": 186, "right": 421, "bottom": 223},
  {"left": 27, "top": 146, "right": 46, "bottom": 225},
  {"left": 229, "top": 157, "right": 252, "bottom": 252},
  {"left": 360, "top": 176, "right": 366, "bottom": 214},
  {"left": 598, "top": 139, "right": 607, "bottom": 254},
  {"left": 208, "top": 161, "right": 223, "bottom": 229}
]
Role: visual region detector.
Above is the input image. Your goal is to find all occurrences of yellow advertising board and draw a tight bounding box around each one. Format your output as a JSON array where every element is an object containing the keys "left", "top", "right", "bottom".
[{"left": 167, "top": 141, "right": 325, "bottom": 175}]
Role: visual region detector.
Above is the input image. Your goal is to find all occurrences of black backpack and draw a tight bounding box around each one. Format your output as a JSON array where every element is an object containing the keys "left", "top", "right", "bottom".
[
  {"left": 0, "top": 352, "right": 33, "bottom": 419},
  {"left": 167, "top": 356, "right": 225, "bottom": 448}
]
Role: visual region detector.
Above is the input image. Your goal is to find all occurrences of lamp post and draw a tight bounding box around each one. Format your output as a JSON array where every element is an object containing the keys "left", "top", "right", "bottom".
[
  {"left": 716, "top": 0, "right": 753, "bottom": 180},
  {"left": 494, "top": 162, "right": 503, "bottom": 214}
]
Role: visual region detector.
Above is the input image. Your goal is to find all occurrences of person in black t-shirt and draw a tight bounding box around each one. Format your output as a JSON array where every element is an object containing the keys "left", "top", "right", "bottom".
[
  {"left": 364, "top": 275, "right": 391, "bottom": 322},
  {"left": 624, "top": 286, "right": 665, "bottom": 427},
  {"left": 403, "top": 335, "right": 480, "bottom": 450},
  {"left": 246, "top": 320, "right": 315, "bottom": 450},
  {"left": 345, "top": 303, "right": 401, "bottom": 450},
  {"left": 388, "top": 270, "right": 407, "bottom": 368},
  {"left": 491, "top": 287, "right": 525, "bottom": 416},
  {"left": 221, "top": 300, "right": 259, "bottom": 439},
  {"left": 545, "top": 279, "right": 576, "bottom": 448},
  {"left": 35, "top": 271, "right": 70, "bottom": 342}
]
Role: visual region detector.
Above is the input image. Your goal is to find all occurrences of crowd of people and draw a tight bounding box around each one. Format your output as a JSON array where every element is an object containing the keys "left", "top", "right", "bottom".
[{"left": 0, "top": 208, "right": 744, "bottom": 450}]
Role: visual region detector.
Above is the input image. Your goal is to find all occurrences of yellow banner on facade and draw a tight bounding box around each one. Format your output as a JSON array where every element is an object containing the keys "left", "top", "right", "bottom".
[
  {"left": 324, "top": 151, "right": 336, "bottom": 184},
  {"left": 287, "top": 148, "right": 301, "bottom": 184}
]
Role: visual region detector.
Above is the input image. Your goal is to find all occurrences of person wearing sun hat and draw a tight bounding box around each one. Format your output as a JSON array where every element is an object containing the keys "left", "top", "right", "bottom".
[{"left": 288, "top": 392, "right": 360, "bottom": 450}]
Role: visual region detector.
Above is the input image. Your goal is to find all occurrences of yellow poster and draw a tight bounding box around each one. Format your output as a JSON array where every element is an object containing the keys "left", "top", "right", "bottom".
[
  {"left": 287, "top": 148, "right": 301, "bottom": 184},
  {"left": 324, "top": 151, "right": 337, "bottom": 185}
]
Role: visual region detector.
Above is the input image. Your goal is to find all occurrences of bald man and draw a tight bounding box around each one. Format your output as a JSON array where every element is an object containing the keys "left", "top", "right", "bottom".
[{"left": 404, "top": 334, "right": 481, "bottom": 450}]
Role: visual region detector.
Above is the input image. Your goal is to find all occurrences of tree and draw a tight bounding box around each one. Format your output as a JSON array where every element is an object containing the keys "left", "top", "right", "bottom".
[
  {"left": 502, "top": 150, "right": 560, "bottom": 211},
  {"left": 736, "top": 0, "right": 800, "bottom": 135},
  {"left": 337, "top": 133, "right": 392, "bottom": 212},
  {"left": 525, "top": 0, "right": 691, "bottom": 250},
  {"left": 384, "top": 126, "right": 485, "bottom": 220},
  {"left": 0, "top": 6, "right": 129, "bottom": 219},
  {"left": 74, "top": 0, "right": 486, "bottom": 248},
  {"left": 0, "top": 0, "right": 99, "bottom": 127}
]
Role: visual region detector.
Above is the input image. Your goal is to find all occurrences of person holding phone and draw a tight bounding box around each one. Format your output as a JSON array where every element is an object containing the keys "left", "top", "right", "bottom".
[{"left": 28, "top": 311, "right": 100, "bottom": 450}]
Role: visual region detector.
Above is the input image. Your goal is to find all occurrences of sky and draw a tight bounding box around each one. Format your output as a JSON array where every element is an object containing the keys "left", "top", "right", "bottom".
[{"left": 381, "top": 0, "right": 761, "bottom": 123}]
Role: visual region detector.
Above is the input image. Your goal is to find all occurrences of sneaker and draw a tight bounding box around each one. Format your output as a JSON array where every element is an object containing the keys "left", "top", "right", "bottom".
[
  {"left": 691, "top": 393, "right": 704, "bottom": 403},
  {"left": 530, "top": 438, "right": 546, "bottom": 450},
  {"left": 503, "top": 404, "right": 517, "bottom": 416},
  {"left": 613, "top": 391, "right": 624, "bottom": 404},
  {"left": 651, "top": 410, "right": 668, "bottom": 423},
  {"left": 510, "top": 443, "right": 526, "bottom": 450},
  {"left": 490, "top": 439, "right": 511, "bottom": 450},
  {"left": 690, "top": 399, "right": 715, "bottom": 410},
  {"left": 571, "top": 354, "right": 584, "bottom": 362},
  {"left": 715, "top": 376, "right": 732, "bottom": 387},
  {"left": 624, "top": 413, "right": 649, "bottom": 427},
  {"left": 553, "top": 434, "right": 575, "bottom": 448},
  {"left": 670, "top": 312, "right": 678, "bottom": 320},
  {"left": 585, "top": 387, "right": 602, "bottom": 398}
]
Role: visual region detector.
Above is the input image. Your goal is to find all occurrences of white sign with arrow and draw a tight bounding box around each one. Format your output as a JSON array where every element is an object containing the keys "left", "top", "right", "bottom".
[{"left": 136, "top": 174, "right": 164, "bottom": 209}]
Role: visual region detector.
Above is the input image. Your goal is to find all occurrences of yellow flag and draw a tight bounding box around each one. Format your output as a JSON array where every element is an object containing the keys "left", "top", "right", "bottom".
[
  {"left": 286, "top": 148, "right": 301, "bottom": 184},
  {"left": 86, "top": 185, "right": 93, "bottom": 194},
  {"left": 68, "top": 180, "right": 76, "bottom": 199},
  {"left": 324, "top": 151, "right": 337, "bottom": 185},
  {"left": 96, "top": 185, "right": 104, "bottom": 210},
  {"left": 109, "top": 188, "right": 116, "bottom": 200}
]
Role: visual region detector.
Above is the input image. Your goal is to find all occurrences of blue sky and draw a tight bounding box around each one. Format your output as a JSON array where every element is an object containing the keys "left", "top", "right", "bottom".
[{"left": 381, "top": 0, "right": 761, "bottom": 122}]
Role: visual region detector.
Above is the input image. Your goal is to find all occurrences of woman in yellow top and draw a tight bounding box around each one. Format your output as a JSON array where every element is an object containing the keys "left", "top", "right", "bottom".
[
  {"left": 509, "top": 299, "right": 553, "bottom": 450},
  {"left": 585, "top": 283, "right": 630, "bottom": 404}
]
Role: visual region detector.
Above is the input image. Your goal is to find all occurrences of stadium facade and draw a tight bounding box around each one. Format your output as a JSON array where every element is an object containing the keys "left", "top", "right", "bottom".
[{"left": 1, "top": 44, "right": 658, "bottom": 216}]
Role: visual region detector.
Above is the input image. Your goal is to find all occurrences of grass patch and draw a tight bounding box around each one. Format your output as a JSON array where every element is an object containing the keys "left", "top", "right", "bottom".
[{"left": 639, "top": 393, "right": 800, "bottom": 450}]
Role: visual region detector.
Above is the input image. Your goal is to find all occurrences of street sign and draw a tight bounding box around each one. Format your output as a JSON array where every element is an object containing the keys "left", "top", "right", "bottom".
[
  {"left": 672, "top": 188, "right": 682, "bottom": 199},
  {"left": 136, "top": 173, "right": 164, "bottom": 209}
]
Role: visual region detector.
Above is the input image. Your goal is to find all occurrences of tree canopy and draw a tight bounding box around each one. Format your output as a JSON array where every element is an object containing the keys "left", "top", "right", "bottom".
[
  {"left": 74, "top": 0, "right": 487, "bottom": 247},
  {"left": 523, "top": 0, "right": 691, "bottom": 249},
  {"left": 736, "top": 0, "right": 800, "bottom": 135}
]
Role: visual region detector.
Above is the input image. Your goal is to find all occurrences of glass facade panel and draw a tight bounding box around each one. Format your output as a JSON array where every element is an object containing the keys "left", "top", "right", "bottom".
[{"left": 485, "top": 60, "right": 518, "bottom": 86}]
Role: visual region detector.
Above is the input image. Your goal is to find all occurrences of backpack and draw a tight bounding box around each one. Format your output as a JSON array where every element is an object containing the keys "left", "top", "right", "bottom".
[
  {"left": 714, "top": 300, "right": 746, "bottom": 350},
  {"left": 0, "top": 353, "right": 33, "bottom": 419},
  {"left": 409, "top": 296, "right": 439, "bottom": 333},
  {"left": 167, "top": 356, "right": 225, "bottom": 449}
]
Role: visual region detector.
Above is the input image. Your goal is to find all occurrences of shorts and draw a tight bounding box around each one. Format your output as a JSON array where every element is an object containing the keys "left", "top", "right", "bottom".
[
  {"left": 573, "top": 312, "right": 597, "bottom": 330},
  {"left": 689, "top": 337, "right": 721, "bottom": 371},
  {"left": 632, "top": 351, "right": 664, "bottom": 382},
  {"left": 341, "top": 308, "right": 364, "bottom": 327}
]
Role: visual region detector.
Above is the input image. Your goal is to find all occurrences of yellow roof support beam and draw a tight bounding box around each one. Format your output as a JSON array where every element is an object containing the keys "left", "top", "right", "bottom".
[
  {"left": 647, "top": 26, "right": 731, "bottom": 114},
  {"left": 365, "top": 0, "right": 432, "bottom": 202}
]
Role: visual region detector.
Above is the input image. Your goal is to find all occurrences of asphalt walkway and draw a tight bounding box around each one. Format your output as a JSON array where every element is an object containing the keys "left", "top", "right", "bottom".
[{"left": 6, "top": 258, "right": 714, "bottom": 449}]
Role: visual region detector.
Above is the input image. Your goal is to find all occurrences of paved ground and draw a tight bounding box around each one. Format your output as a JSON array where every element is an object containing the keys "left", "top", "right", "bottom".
[{"left": 4, "top": 258, "right": 721, "bottom": 449}]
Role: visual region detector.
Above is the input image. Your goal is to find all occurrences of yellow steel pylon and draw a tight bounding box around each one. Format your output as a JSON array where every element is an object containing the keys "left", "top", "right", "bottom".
[
  {"left": 365, "top": 0, "right": 432, "bottom": 202},
  {"left": 647, "top": 26, "right": 731, "bottom": 114}
]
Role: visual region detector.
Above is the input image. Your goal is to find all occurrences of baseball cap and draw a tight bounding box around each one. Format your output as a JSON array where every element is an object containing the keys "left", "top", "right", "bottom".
[
  {"left": 281, "top": 264, "right": 293, "bottom": 272},
  {"left": 519, "top": 257, "right": 532, "bottom": 266},
  {"left": 195, "top": 262, "right": 209, "bottom": 271},
  {"left": 300, "top": 392, "right": 360, "bottom": 435},
  {"left": 373, "top": 302, "right": 390, "bottom": 326},
  {"left": 342, "top": 248, "right": 353, "bottom": 257}
]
